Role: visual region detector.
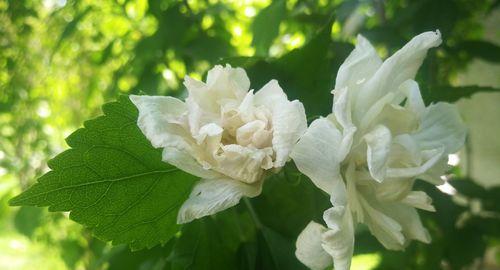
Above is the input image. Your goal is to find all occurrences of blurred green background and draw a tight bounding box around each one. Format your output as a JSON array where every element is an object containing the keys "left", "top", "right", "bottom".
[{"left": 1, "top": 0, "right": 500, "bottom": 269}]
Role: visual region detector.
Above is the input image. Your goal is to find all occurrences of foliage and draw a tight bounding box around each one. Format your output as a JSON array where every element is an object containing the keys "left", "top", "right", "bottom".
[
  {"left": 2, "top": 0, "right": 500, "bottom": 269},
  {"left": 10, "top": 96, "right": 197, "bottom": 250}
]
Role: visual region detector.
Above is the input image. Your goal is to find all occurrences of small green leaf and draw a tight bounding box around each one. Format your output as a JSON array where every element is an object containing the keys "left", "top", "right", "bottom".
[
  {"left": 52, "top": 6, "right": 93, "bottom": 55},
  {"left": 9, "top": 95, "right": 197, "bottom": 250},
  {"left": 251, "top": 0, "right": 286, "bottom": 56}
]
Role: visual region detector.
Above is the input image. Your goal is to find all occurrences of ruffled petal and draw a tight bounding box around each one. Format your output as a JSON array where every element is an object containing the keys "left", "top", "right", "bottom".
[
  {"left": 295, "top": 222, "right": 332, "bottom": 270},
  {"left": 290, "top": 118, "right": 343, "bottom": 193},
  {"left": 322, "top": 206, "right": 354, "bottom": 270},
  {"left": 214, "top": 144, "right": 272, "bottom": 184},
  {"left": 387, "top": 147, "right": 444, "bottom": 179},
  {"left": 272, "top": 99, "right": 307, "bottom": 168},
  {"left": 185, "top": 65, "right": 249, "bottom": 113},
  {"left": 412, "top": 102, "right": 467, "bottom": 154},
  {"left": 162, "top": 147, "right": 222, "bottom": 179},
  {"left": 320, "top": 176, "right": 354, "bottom": 270},
  {"left": 331, "top": 87, "right": 357, "bottom": 161},
  {"left": 254, "top": 79, "right": 287, "bottom": 108},
  {"left": 358, "top": 194, "right": 405, "bottom": 250},
  {"left": 374, "top": 179, "right": 413, "bottom": 202},
  {"left": 334, "top": 35, "right": 382, "bottom": 94},
  {"left": 401, "top": 80, "right": 426, "bottom": 116},
  {"left": 355, "top": 31, "right": 442, "bottom": 120},
  {"left": 177, "top": 178, "right": 262, "bottom": 224},
  {"left": 364, "top": 125, "right": 392, "bottom": 182},
  {"left": 130, "top": 95, "right": 192, "bottom": 149},
  {"left": 401, "top": 191, "right": 436, "bottom": 212},
  {"left": 378, "top": 203, "right": 431, "bottom": 245},
  {"left": 207, "top": 64, "right": 250, "bottom": 93}
]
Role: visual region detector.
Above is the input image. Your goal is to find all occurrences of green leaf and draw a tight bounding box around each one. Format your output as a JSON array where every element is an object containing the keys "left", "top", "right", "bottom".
[
  {"left": 9, "top": 95, "right": 197, "bottom": 250},
  {"left": 14, "top": 206, "right": 44, "bottom": 238},
  {"left": 52, "top": 6, "right": 93, "bottom": 55},
  {"left": 452, "top": 40, "right": 500, "bottom": 63},
  {"left": 253, "top": 168, "right": 330, "bottom": 238},
  {"left": 256, "top": 226, "right": 307, "bottom": 270},
  {"left": 251, "top": 0, "right": 286, "bottom": 56},
  {"left": 168, "top": 209, "right": 254, "bottom": 270},
  {"left": 106, "top": 244, "right": 173, "bottom": 270},
  {"left": 226, "top": 18, "right": 351, "bottom": 117},
  {"left": 424, "top": 85, "right": 500, "bottom": 103}
]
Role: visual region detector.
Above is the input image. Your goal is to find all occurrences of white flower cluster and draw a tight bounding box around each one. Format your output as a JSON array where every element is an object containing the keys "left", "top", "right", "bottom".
[{"left": 131, "top": 31, "right": 466, "bottom": 270}]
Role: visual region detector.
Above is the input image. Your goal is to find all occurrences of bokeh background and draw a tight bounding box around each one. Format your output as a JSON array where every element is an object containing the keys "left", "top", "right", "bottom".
[{"left": 1, "top": 0, "right": 500, "bottom": 269}]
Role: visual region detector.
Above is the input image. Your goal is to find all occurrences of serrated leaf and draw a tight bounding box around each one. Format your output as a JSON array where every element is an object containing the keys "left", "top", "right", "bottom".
[{"left": 9, "top": 95, "right": 198, "bottom": 250}]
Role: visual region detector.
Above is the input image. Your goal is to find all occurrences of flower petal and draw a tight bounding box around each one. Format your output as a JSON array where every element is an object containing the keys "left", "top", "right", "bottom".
[
  {"left": 331, "top": 87, "right": 357, "bottom": 161},
  {"left": 374, "top": 179, "right": 413, "bottom": 202},
  {"left": 295, "top": 222, "right": 332, "bottom": 270},
  {"left": 207, "top": 64, "right": 250, "bottom": 93},
  {"left": 214, "top": 144, "right": 272, "bottom": 183},
  {"left": 290, "top": 118, "right": 343, "bottom": 193},
  {"left": 358, "top": 194, "right": 405, "bottom": 250},
  {"left": 334, "top": 35, "right": 382, "bottom": 93},
  {"left": 401, "top": 191, "right": 436, "bottom": 212},
  {"left": 378, "top": 203, "right": 431, "bottom": 245},
  {"left": 272, "top": 99, "right": 307, "bottom": 168},
  {"left": 185, "top": 65, "right": 249, "bottom": 113},
  {"left": 322, "top": 206, "right": 354, "bottom": 270},
  {"left": 162, "top": 147, "right": 222, "bottom": 179},
  {"left": 254, "top": 79, "right": 287, "bottom": 108},
  {"left": 364, "top": 125, "right": 392, "bottom": 182},
  {"left": 177, "top": 178, "right": 262, "bottom": 224},
  {"left": 320, "top": 176, "right": 354, "bottom": 270},
  {"left": 130, "top": 95, "right": 191, "bottom": 149},
  {"left": 412, "top": 102, "right": 467, "bottom": 154},
  {"left": 387, "top": 147, "right": 444, "bottom": 179},
  {"left": 355, "top": 31, "right": 442, "bottom": 120},
  {"left": 254, "top": 80, "right": 308, "bottom": 168},
  {"left": 401, "top": 80, "right": 426, "bottom": 116}
]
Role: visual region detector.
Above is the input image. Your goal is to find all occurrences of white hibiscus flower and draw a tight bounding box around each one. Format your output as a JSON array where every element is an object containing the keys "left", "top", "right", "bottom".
[
  {"left": 130, "top": 64, "right": 307, "bottom": 224},
  {"left": 291, "top": 31, "right": 467, "bottom": 270}
]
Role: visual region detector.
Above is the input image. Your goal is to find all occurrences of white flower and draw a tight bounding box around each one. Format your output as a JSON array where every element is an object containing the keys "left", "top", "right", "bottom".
[
  {"left": 291, "top": 31, "right": 467, "bottom": 270},
  {"left": 130, "top": 64, "right": 307, "bottom": 224}
]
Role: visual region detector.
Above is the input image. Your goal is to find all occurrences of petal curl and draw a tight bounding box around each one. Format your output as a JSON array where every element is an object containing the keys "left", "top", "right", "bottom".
[
  {"left": 162, "top": 147, "right": 222, "bottom": 179},
  {"left": 355, "top": 31, "right": 442, "bottom": 120},
  {"left": 322, "top": 207, "right": 354, "bottom": 270},
  {"left": 334, "top": 35, "right": 382, "bottom": 94},
  {"left": 401, "top": 191, "right": 436, "bottom": 212},
  {"left": 185, "top": 65, "right": 249, "bottom": 113},
  {"left": 290, "top": 118, "right": 343, "bottom": 193},
  {"left": 295, "top": 222, "right": 332, "bottom": 270},
  {"left": 254, "top": 79, "right": 287, "bottom": 108},
  {"left": 364, "top": 125, "right": 392, "bottom": 182},
  {"left": 272, "top": 99, "right": 307, "bottom": 167},
  {"left": 177, "top": 178, "right": 261, "bottom": 224},
  {"left": 412, "top": 102, "right": 467, "bottom": 154},
  {"left": 130, "top": 95, "right": 191, "bottom": 149}
]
